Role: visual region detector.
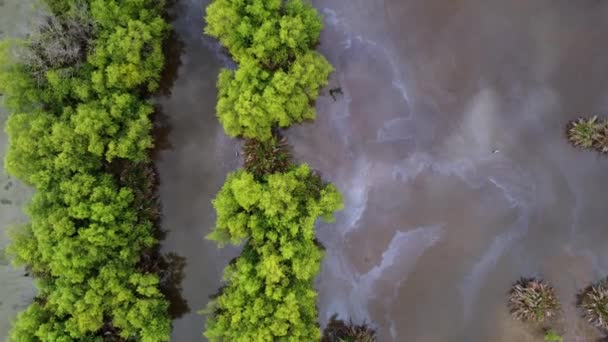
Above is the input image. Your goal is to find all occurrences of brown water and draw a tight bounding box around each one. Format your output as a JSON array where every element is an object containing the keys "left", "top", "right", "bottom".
[
  {"left": 284, "top": 0, "right": 608, "bottom": 341},
  {"left": 156, "top": 0, "right": 240, "bottom": 340},
  {"left": 151, "top": 0, "right": 608, "bottom": 341}
]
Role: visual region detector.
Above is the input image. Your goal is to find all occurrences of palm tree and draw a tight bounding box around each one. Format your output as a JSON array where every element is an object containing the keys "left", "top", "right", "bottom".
[
  {"left": 578, "top": 278, "right": 608, "bottom": 331},
  {"left": 322, "top": 315, "right": 377, "bottom": 342},
  {"left": 508, "top": 277, "right": 561, "bottom": 323},
  {"left": 567, "top": 116, "right": 602, "bottom": 149}
]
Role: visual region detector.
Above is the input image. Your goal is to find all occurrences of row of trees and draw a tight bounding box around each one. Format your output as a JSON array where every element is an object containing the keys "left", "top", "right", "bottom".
[
  {"left": 2, "top": 0, "right": 172, "bottom": 340},
  {"left": 204, "top": 0, "right": 346, "bottom": 341}
]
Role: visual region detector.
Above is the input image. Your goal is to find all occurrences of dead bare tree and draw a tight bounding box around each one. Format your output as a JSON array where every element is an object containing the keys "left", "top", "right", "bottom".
[{"left": 20, "top": 1, "right": 96, "bottom": 84}]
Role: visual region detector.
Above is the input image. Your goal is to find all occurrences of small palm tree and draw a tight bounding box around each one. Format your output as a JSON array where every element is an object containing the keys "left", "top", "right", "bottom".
[
  {"left": 578, "top": 278, "right": 608, "bottom": 331},
  {"left": 594, "top": 124, "right": 608, "bottom": 153},
  {"left": 322, "top": 315, "right": 377, "bottom": 342},
  {"left": 567, "top": 116, "right": 602, "bottom": 149},
  {"left": 508, "top": 278, "right": 561, "bottom": 323}
]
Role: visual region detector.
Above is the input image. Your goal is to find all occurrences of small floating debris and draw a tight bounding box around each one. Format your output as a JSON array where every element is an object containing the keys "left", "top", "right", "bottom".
[
  {"left": 492, "top": 149, "right": 500, "bottom": 154},
  {"left": 329, "top": 87, "right": 343, "bottom": 101}
]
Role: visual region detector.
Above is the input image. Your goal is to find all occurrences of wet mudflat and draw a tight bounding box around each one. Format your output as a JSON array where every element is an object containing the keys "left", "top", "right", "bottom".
[{"left": 0, "top": 1, "right": 37, "bottom": 339}]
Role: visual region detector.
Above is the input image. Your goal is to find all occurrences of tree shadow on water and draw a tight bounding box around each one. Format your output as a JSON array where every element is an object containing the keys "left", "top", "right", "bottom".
[
  {"left": 156, "top": 28, "right": 185, "bottom": 98},
  {"left": 139, "top": 249, "right": 190, "bottom": 319},
  {"left": 151, "top": 105, "right": 174, "bottom": 159}
]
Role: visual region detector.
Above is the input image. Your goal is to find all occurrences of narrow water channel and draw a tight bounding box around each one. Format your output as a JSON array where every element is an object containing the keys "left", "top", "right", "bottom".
[{"left": 156, "top": 0, "right": 240, "bottom": 340}]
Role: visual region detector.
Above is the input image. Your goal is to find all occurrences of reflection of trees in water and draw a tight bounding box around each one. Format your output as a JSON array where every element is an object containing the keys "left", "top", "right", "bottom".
[
  {"left": 160, "top": 252, "right": 189, "bottom": 318},
  {"left": 156, "top": 28, "right": 185, "bottom": 98},
  {"left": 139, "top": 249, "right": 189, "bottom": 319}
]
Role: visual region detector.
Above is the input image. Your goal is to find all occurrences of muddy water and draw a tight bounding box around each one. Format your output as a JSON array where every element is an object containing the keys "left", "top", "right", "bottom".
[
  {"left": 157, "top": 0, "right": 608, "bottom": 341},
  {"left": 283, "top": 0, "right": 608, "bottom": 341},
  {"left": 156, "top": 0, "right": 240, "bottom": 340},
  {"left": 0, "top": 0, "right": 37, "bottom": 339}
]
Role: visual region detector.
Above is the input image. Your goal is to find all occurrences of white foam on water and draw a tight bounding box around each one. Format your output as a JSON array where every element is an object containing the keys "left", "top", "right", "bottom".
[
  {"left": 391, "top": 153, "right": 431, "bottom": 182},
  {"left": 340, "top": 157, "right": 371, "bottom": 235},
  {"left": 376, "top": 118, "right": 413, "bottom": 143},
  {"left": 391, "top": 152, "right": 488, "bottom": 190},
  {"left": 460, "top": 213, "right": 530, "bottom": 319},
  {"left": 322, "top": 7, "right": 410, "bottom": 112},
  {"left": 389, "top": 321, "right": 397, "bottom": 340},
  {"left": 322, "top": 225, "right": 444, "bottom": 324},
  {"left": 460, "top": 172, "right": 534, "bottom": 320}
]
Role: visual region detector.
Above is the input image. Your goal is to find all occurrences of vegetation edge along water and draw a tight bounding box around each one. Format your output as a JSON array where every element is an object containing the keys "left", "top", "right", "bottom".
[
  {"left": 202, "top": 0, "right": 348, "bottom": 341},
  {"left": 1, "top": 0, "right": 173, "bottom": 340}
]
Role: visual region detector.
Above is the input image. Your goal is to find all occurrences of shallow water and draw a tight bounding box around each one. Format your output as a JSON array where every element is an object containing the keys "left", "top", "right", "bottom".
[
  {"left": 283, "top": 0, "right": 608, "bottom": 341},
  {"left": 0, "top": 0, "right": 37, "bottom": 339},
  {"left": 2, "top": 0, "right": 606, "bottom": 340},
  {"left": 156, "top": 0, "right": 240, "bottom": 340},
  {"left": 158, "top": 0, "right": 608, "bottom": 341}
]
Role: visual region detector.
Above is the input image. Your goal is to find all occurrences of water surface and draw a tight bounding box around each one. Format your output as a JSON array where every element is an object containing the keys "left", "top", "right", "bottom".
[
  {"left": 283, "top": 0, "right": 608, "bottom": 341},
  {"left": 156, "top": 1, "right": 240, "bottom": 340},
  {"left": 155, "top": 0, "right": 608, "bottom": 341}
]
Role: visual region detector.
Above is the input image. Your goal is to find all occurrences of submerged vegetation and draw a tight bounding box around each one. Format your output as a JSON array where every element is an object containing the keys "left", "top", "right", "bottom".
[
  {"left": 508, "top": 278, "right": 560, "bottom": 324},
  {"left": 204, "top": 0, "right": 344, "bottom": 340},
  {"left": 1, "top": 0, "right": 171, "bottom": 340},
  {"left": 578, "top": 278, "right": 608, "bottom": 332},
  {"left": 243, "top": 133, "right": 292, "bottom": 179},
  {"left": 567, "top": 116, "right": 608, "bottom": 153},
  {"left": 544, "top": 329, "right": 563, "bottom": 342}
]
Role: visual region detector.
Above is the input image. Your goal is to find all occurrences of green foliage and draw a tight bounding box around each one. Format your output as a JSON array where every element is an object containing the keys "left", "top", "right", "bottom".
[
  {"left": 508, "top": 278, "right": 560, "bottom": 324},
  {"left": 566, "top": 116, "right": 608, "bottom": 153},
  {"left": 205, "top": 0, "right": 322, "bottom": 67},
  {"left": 568, "top": 116, "right": 602, "bottom": 149},
  {"left": 578, "top": 278, "right": 608, "bottom": 331},
  {"left": 88, "top": 16, "right": 167, "bottom": 92},
  {"left": 217, "top": 52, "right": 332, "bottom": 140},
  {"left": 209, "top": 164, "right": 342, "bottom": 246},
  {"left": 544, "top": 329, "right": 563, "bottom": 342},
  {"left": 2, "top": 0, "right": 172, "bottom": 340},
  {"left": 206, "top": 0, "right": 332, "bottom": 140},
  {"left": 204, "top": 0, "right": 340, "bottom": 339},
  {"left": 204, "top": 165, "right": 343, "bottom": 341}
]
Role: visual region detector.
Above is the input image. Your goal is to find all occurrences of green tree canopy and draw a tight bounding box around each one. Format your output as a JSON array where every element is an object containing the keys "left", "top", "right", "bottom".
[
  {"left": 205, "top": 0, "right": 323, "bottom": 67},
  {"left": 3, "top": 0, "right": 172, "bottom": 340},
  {"left": 205, "top": 165, "right": 343, "bottom": 341},
  {"left": 217, "top": 52, "right": 332, "bottom": 140}
]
